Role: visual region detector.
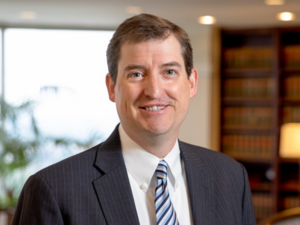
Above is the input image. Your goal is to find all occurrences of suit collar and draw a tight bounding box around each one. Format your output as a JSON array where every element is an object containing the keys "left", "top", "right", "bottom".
[
  {"left": 93, "top": 124, "right": 140, "bottom": 225},
  {"left": 94, "top": 124, "right": 125, "bottom": 173},
  {"left": 179, "top": 140, "right": 214, "bottom": 225},
  {"left": 179, "top": 141, "right": 205, "bottom": 173}
]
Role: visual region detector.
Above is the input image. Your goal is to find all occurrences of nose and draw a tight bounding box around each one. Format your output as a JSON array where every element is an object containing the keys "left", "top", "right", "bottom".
[{"left": 144, "top": 74, "right": 163, "bottom": 99}]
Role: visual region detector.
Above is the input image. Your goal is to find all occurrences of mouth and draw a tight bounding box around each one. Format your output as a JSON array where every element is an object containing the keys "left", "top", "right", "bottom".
[{"left": 141, "top": 105, "right": 166, "bottom": 111}]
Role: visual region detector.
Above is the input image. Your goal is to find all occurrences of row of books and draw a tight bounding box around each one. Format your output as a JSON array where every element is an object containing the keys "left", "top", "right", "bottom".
[
  {"left": 282, "top": 196, "right": 300, "bottom": 209},
  {"left": 283, "top": 45, "right": 300, "bottom": 70},
  {"left": 223, "top": 107, "right": 273, "bottom": 128},
  {"left": 223, "top": 47, "right": 274, "bottom": 69},
  {"left": 283, "top": 76, "right": 300, "bottom": 99},
  {"left": 223, "top": 78, "right": 274, "bottom": 98},
  {"left": 282, "top": 106, "right": 300, "bottom": 123},
  {"left": 222, "top": 135, "right": 273, "bottom": 159},
  {"left": 252, "top": 193, "right": 273, "bottom": 219}
]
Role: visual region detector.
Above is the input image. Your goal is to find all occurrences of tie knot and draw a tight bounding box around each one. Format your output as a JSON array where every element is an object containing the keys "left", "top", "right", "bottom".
[{"left": 156, "top": 160, "right": 168, "bottom": 180}]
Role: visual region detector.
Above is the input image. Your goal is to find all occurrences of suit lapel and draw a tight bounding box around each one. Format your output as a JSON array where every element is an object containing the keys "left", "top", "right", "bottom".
[
  {"left": 92, "top": 127, "right": 215, "bottom": 225},
  {"left": 179, "top": 141, "right": 215, "bottom": 225},
  {"left": 93, "top": 125, "right": 139, "bottom": 225}
]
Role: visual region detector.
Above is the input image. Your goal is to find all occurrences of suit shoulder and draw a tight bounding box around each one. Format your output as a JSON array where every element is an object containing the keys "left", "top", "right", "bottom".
[
  {"left": 179, "top": 141, "right": 244, "bottom": 176},
  {"left": 180, "top": 141, "right": 239, "bottom": 164},
  {"left": 32, "top": 143, "right": 102, "bottom": 183}
]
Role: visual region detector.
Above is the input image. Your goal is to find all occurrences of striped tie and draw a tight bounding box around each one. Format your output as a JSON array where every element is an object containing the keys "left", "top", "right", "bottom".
[{"left": 155, "top": 160, "right": 179, "bottom": 225}]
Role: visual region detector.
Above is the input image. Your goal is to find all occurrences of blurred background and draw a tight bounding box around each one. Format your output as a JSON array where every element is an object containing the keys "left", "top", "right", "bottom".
[{"left": 1, "top": 0, "right": 300, "bottom": 224}]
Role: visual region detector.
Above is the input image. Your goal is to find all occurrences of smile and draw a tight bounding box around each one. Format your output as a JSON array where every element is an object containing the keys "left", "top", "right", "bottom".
[{"left": 145, "top": 106, "right": 165, "bottom": 111}]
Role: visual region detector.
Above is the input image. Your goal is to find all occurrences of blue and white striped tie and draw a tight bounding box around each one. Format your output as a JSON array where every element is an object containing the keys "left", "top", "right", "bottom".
[{"left": 155, "top": 160, "right": 179, "bottom": 225}]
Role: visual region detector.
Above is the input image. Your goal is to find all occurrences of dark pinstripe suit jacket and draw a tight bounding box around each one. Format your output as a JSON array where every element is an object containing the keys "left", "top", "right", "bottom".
[{"left": 12, "top": 125, "right": 256, "bottom": 225}]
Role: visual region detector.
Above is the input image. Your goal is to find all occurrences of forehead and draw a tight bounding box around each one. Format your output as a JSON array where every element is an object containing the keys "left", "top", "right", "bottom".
[{"left": 118, "top": 35, "right": 184, "bottom": 67}]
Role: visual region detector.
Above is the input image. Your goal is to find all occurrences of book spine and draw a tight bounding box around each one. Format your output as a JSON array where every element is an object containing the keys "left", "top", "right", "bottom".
[
  {"left": 224, "top": 47, "right": 273, "bottom": 69},
  {"left": 222, "top": 135, "right": 273, "bottom": 159}
]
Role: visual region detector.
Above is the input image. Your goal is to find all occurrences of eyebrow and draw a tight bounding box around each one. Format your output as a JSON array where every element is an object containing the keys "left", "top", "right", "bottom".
[
  {"left": 161, "top": 61, "right": 182, "bottom": 69},
  {"left": 123, "top": 64, "right": 146, "bottom": 72},
  {"left": 123, "top": 61, "right": 182, "bottom": 72}
]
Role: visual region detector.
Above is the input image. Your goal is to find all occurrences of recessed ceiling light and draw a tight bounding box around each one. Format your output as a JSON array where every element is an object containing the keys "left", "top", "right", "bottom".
[
  {"left": 20, "top": 11, "right": 37, "bottom": 19},
  {"left": 277, "top": 12, "right": 296, "bottom": 21},
  {"left": 265, "top": 0, "right": 285, "bottom": 5},
  {"left": 125, "top": 6, "right": 142, "bottom": 15},
  {"left": 198, "top": 16, "right": 216, "bottom": 25}
]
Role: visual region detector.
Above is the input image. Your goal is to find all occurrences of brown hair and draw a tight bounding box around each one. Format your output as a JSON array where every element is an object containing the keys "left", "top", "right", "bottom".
[{"left": 106, "top": 13, "right": 193, "bottom": 83}]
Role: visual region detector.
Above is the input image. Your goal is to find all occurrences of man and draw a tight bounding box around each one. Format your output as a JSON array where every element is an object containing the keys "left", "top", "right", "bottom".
[{"left": 12, "top": 14, "right": 256, "bottom": 225}]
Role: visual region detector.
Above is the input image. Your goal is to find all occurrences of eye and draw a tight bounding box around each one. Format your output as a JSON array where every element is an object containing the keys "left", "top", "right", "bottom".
[
  {"left": 130, "top": 73, "right": 143, "bottom": 78},
  {"left": 166, "top": 70, "right": 176, "bottom": 75}
]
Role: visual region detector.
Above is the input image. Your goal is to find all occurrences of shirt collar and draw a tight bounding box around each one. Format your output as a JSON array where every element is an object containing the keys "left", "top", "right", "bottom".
[{"left": 119, "top": 124, "right": 181, "bottom": 193}]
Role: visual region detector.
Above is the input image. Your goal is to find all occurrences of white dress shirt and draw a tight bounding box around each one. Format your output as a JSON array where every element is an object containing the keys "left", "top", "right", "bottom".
[{"left": 119, "top": 124, "right": 193, "bottom": 225}]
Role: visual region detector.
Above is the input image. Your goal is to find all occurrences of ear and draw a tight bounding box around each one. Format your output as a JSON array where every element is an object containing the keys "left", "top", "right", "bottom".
[
  {"left": 106, "top": 73, "right": 116, "bottom": 102},
  {"left": 188, "top": 68, "right": 198, "bottom": 98}
]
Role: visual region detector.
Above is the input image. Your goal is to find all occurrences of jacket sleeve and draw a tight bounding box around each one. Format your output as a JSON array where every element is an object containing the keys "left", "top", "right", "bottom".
[
  {"left": 12, "top": 175, "right": 64, "bottom": 225},
  {"left": 240, "top": 164, "right": 257, "bottom": 225}
]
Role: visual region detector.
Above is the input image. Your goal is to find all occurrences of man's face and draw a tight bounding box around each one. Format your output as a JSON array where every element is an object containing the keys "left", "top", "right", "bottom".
[{"left": 106, "top": 35, "right": 197, "bottom": 140}]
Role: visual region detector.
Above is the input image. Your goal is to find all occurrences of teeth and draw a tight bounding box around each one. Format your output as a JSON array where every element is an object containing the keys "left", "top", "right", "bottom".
[{"left": 146, "top": 106, "right": 165, "bottom": 111}]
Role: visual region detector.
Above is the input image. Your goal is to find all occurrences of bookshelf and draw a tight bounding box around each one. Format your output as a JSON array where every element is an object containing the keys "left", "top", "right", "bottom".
[
  {"left": 219, "top": 27, "right": 300, "bottom": 222},
  {"left": 278, "top": 28, "right": 300, "bottom": 217}
]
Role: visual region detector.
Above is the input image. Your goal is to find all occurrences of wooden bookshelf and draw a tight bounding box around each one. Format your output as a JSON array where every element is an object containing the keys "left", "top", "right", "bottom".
[{"left": 219, "top": 27, "right": 300, "bottom": 222}]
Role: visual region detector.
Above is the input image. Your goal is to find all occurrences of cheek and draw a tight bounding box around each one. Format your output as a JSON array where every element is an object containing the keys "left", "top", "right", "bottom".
[
  {"left": 167, "top": 82, "right": 190, "bottom": 99},
  {"left": 115, "top": 85, "right": 135, "bottom": 109}
]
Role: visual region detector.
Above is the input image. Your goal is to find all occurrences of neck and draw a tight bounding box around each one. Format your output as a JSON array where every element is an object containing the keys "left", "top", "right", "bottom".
[{"left": 122, "top": 125, "right": 179, "bottom": 158}]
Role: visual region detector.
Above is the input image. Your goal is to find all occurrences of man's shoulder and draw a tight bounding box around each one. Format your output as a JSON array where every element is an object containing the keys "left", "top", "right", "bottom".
[
  {"left": 179, "top": 140, "right": 243, "bottom": 174},
  {"left": 179, "top": 141, "right": 239, "bottom": 164},
  {"left": 31, "top": 143, "right": 103, "bottom": 184}
]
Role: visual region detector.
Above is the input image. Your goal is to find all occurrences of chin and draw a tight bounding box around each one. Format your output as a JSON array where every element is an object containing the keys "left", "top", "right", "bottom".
[{"left": 142, "top": 125, "right": 171, "bottom": 136}]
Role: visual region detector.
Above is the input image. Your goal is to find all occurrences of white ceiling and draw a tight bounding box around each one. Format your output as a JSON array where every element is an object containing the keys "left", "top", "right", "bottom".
[{"left": 0, "top": 0, "right": 300, "bottom": 31}]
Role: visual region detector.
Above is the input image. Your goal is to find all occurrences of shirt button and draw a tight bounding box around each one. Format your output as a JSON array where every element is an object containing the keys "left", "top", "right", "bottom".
[
  {"left": 175, "top": 183, "right": 179, "bottom": 188},
  {"left": 140, "top": 183, "right": 147, "bottom": 190}
]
